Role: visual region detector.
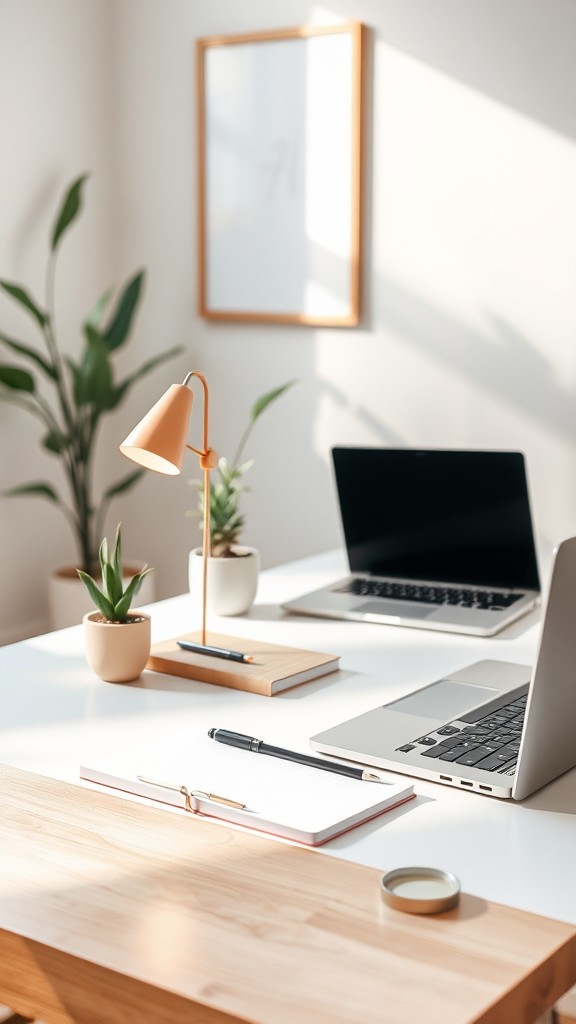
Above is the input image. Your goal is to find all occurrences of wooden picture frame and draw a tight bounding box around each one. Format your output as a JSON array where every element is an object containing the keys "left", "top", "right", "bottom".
[{"left": 196, "top": 22, "right": 364, "bottom": 326}]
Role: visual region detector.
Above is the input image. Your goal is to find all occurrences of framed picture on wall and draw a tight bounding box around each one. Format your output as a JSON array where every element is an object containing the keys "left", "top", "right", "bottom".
[{"left": 196, "top": 22, "right": 365, "bottom": 326}]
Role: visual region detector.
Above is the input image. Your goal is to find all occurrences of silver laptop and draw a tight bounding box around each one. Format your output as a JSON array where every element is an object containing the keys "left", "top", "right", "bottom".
[
  {"left": 311, "top": 536, "right": 576, "bottom": 800},
  {"left": 283, "top": 448, "right": 541, "bottom": 636}
]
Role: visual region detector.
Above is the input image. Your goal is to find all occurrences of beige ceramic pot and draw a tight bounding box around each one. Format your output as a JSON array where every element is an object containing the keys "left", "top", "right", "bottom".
[
  {"left": 83, "top": 611, "right": 151, "bottom": 683},
  {"left": 188, "top": 546, "right": 260, "bottom": 616}
]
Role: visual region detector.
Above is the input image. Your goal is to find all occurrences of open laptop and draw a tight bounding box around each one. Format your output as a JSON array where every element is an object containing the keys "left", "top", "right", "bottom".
[
  {"left": 311, "top": 536, "right": 576, "bottom": 800},
  {"left": 283, "top": 448, "right": 541, "bottom": 636}
]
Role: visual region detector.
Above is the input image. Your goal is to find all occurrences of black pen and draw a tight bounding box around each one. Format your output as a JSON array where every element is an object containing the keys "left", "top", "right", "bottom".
[
  {"left": 177, "top": 641, "right": 254, "bottom": 663},
  {"left": 208, "top": 728, "right": 388, "bottom": 783}
]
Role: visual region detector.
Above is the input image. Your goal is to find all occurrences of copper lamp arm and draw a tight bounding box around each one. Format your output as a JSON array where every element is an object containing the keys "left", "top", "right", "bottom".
[{"left": 182, "top": 371, "right": 218, "bottom": 645}]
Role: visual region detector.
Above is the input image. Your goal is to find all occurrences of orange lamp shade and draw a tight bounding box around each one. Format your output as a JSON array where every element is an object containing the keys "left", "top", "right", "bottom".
[{"left": 119, "top": 384, "right": 194, "bottom": 475}]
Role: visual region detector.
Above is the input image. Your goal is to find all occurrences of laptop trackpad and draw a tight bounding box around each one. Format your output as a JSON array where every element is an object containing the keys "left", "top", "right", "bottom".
[
  {"left": 358, "top": 600, "right": 435, "bottom": 619},
  {"left": 387, "top": 680, "right": 499, "bottom": 719}
]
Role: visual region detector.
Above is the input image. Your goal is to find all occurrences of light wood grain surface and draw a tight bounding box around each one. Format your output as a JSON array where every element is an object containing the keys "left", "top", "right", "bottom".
[
  {"left": 1, "top": 764, "right": 576, "bottom": 1024},
  {"left": 147, "top": 629, "right": 339, "bottom": 694}
]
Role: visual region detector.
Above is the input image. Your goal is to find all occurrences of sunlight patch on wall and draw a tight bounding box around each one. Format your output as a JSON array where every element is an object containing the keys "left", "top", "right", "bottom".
[
  {"left": 303, "top": 31, "right": 353, "bottom": 317},
  {"left": 372, "top": 41, "right": 576, "bottom": 376},
  {"left": 309, "top": 7, "right": 347, "bottom": 24}
]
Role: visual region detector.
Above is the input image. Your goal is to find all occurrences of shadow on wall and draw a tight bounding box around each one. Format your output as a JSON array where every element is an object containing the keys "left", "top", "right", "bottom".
[
  {"left": 318, "top": 0, "right": 576, "bottom": 143},
  {"left": 301, "top": 210, "right": 576, "bottom": 445},
  {"left": 373, "top": 274, "right": 576, "bottom": 442},
  {"left": 318, "top": 374, "right": 406, "bottom": 447}
]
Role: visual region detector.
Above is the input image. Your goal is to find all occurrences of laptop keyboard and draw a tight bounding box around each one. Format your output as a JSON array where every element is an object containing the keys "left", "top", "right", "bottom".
[
  {"left": 341, "top": 578, "right": 523, "bottom": 611},
  {"left": 397, "top": 692, "right": 528, "bottom": 773}
]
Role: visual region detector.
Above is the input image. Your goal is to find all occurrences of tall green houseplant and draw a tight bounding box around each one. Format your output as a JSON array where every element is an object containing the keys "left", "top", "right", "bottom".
[
  {"left": 188, "top": 380, "right": 297, "bottom": 557},
  {"left": 0, "top": 174, "right": 181, "bottom": 572}
]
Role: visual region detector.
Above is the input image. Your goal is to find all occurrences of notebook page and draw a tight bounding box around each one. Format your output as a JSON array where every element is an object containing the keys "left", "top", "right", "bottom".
[{"left": 81, "top": 731, "right": 413, "bottom": 842}]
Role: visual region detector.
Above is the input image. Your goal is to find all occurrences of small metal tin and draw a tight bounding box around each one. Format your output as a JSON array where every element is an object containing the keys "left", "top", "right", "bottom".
[{"left": 380, "top": 866, "right": 461, "bottom": 915}]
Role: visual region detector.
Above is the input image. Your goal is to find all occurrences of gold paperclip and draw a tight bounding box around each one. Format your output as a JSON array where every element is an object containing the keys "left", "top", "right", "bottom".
[{"left": 137, "top": 776, "right": 247, "bottom": 811}]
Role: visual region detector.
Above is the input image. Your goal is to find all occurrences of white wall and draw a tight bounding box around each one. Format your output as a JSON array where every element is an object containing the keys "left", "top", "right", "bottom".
[
  {"left": 0, "top": 0, "right": 115, "bottom": 641},
  {"left": 1, "top": 0, "right": 576, "bottom": 642}
]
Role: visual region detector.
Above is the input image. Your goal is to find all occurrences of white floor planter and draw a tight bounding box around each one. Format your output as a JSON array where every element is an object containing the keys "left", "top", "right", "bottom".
[
  {"left": 188, "top": 546, "right": 260, "bottom": 616},
  {"left": 83, "top": 611, "right": 151, "bottom": 683},
  {"left": 49, "top": 565, "right": 156, "bottom": 631}
]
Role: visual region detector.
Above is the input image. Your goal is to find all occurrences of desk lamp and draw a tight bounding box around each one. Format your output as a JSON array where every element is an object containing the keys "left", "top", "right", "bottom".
[{"left": 119, "top": 371, "right": 218, "bottom": 649}]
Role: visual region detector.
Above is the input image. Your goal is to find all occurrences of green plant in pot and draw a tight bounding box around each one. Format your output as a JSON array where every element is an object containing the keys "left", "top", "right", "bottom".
[
  {"left": 187, "top": 380, "right": 297, "bottom": 615},
  {"left": 0, "top": 173, "right": 181, "bottom": 624},
  {"left": 78, "top": 523, "right": 153, "bottom": 683}
]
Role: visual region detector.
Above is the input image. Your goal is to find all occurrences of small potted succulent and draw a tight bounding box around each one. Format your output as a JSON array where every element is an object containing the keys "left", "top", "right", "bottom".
[
  {"left": 78, "top": 523, "right": 153, "bottom": 683},
  {"left": 187, "top": 380, "right": 296, "bottom": 615}
]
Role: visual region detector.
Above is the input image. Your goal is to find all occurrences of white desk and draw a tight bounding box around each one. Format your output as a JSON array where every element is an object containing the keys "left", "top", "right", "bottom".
[{"left": 1, "top": 549, "right": 574, "bottom": 928}]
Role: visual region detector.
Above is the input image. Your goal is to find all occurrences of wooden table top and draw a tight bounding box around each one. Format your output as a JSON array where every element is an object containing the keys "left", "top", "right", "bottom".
[{"left": 1, "top": 762, "right": 576, "bottom": 1024}]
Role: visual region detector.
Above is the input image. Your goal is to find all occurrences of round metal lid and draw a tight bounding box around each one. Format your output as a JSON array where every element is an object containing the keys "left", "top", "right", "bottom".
[{"left": 380, "top": 866, "right": 461, "bottom": 915}]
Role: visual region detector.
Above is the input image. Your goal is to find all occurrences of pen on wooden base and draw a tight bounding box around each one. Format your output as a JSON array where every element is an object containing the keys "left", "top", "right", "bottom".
[
  {"left": 176, "top": 640, "right": 254, "bottom": 663},
  {"left": 207, "top": 728, "right": 389, "bottom": 783}
]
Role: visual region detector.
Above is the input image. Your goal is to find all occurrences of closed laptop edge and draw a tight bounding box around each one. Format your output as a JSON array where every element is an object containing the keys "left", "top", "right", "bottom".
[
  {"left": 283, "top": 448, "right": 541, "bottom": 637},
  {"left": 310, "top": 537, "right": 576, "bottom": 801}
]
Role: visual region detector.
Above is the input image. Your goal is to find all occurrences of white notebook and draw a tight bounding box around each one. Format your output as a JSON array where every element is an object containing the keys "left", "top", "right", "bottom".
[{"left": 80, "top": 732, "right": 415, "bottom": 846}]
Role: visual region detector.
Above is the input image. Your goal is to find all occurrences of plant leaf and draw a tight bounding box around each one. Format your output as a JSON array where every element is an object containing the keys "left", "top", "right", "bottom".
[
  {"left": 51, "top": 174, "right": 89, "bottom": 251},
  {"left": 0, "top": 365, "right": 35, "bottom": 391},
  {"left": 64, "top": 355, "right": 82, "bottom": 398},
  {"left": 104, "top": 270, "right": 145, "bottom": 351},
  {"left": 102, "top": 469, "right": 145, "bottom": 502},
  {"left": 235, "top": 459, "right": 254, "bottom": 478},
  {"left": 0, "top": 282, "right": 47, "bottom": 329},
  {"left": 0, "top": 332, "right": 56, "bottom": 378},
  {"left": 99, "top": 536, "right": 109, "bottom": 580},
  {"left": 84, "top": 288, "right": 113, "bottom": 330},
  {"left": 114, "top": 566, "right": 153, "bottom": 619},
  {"left": 102, "top": 558, "right": 122, "bottom": 607},
  {"left": 110, "top": 345, "right": 183, "bottom": 408},
  {"left": 76, "top": 569, "right": 115, "bottom": 620},
  {"left": 2, "top": 482, "right": 61, "bottom": 503},
  {"left": 74, "top": 328, "right": 114, "bottom": 408},
  {"left": 112, "top": 522, "right": 122, "bottom": 581},
  {"left": 42, "top": 429, "right": 68, "bottom": 454},
  {"left": 232, "top": 378, "right": 298, "bottom": 468},
  {"left": 249, "top": 379, "right": 297, "bottom": 425}
]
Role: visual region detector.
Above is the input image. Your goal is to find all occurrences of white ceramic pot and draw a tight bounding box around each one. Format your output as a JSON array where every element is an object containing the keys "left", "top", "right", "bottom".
[
  {"left": 188, "top": 546, "right": 260, "bottom": 616},
  {"left": 49, "top": 565, "right": 155, "bottom": 631},
  {"left": 83, "top": 611, "right": 151, "bottom": 683}
]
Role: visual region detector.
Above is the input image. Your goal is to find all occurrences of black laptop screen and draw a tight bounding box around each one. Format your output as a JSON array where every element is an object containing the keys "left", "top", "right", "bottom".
[{"left": 332, "top": 448, "right": 540, "bottom": 591}]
